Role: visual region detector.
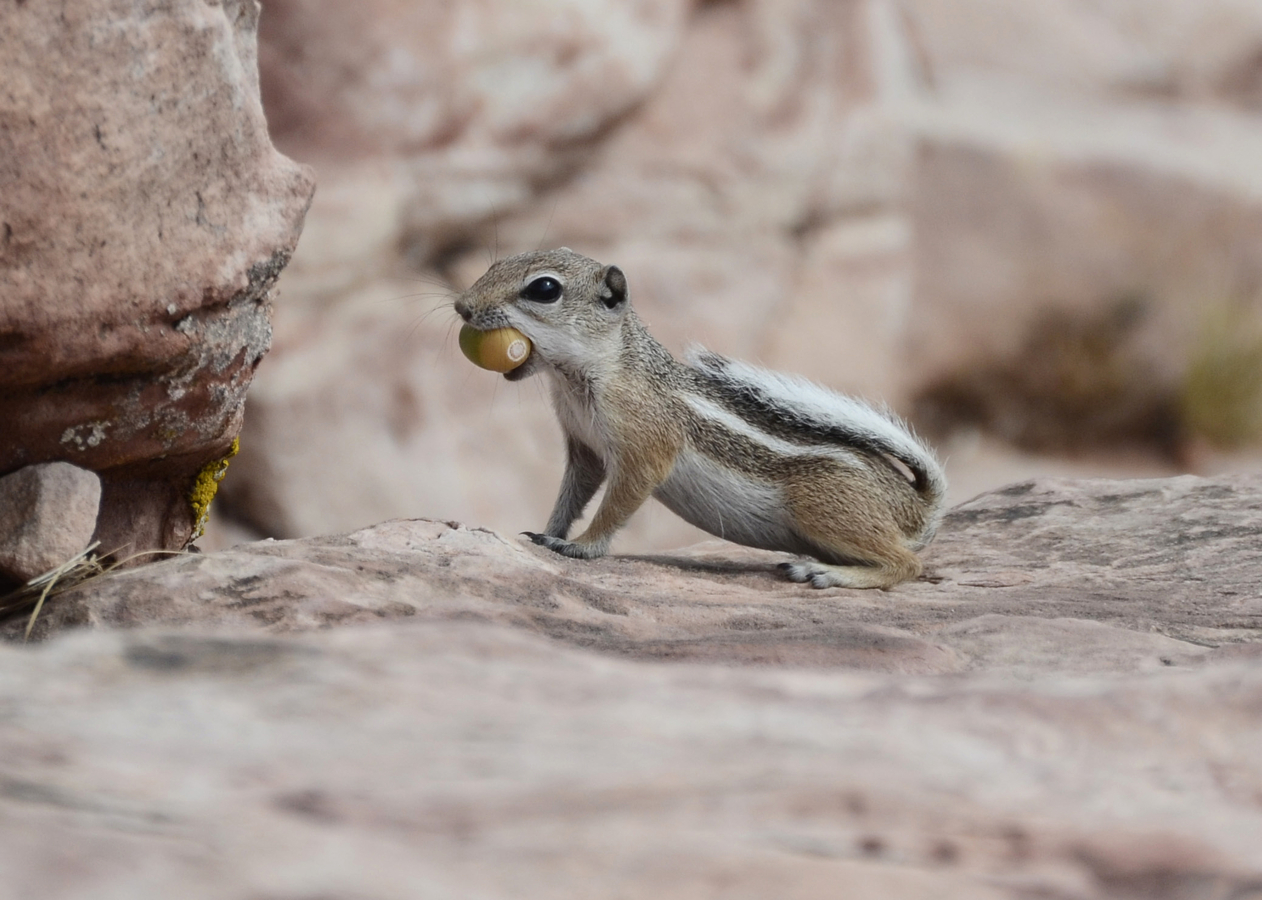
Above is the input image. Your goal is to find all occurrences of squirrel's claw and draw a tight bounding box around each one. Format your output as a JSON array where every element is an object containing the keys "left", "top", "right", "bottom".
[{"left": 523, "top": 532, "right": 603, "bottom": 559}]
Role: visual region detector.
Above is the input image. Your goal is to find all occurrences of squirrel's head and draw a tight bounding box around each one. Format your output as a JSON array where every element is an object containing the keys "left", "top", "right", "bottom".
[{"left": 454, "top": 248, "right": 629, "bottom": 381}]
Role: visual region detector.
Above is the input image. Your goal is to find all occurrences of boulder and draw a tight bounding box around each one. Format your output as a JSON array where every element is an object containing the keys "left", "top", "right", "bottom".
[
  {"left": 2, "top": 624, "right": 1262, "bottom": 899},
  {"left": 16, "top": 476, "right": 1261, "bottom": 676},
  {"left": 0, "top": 463, "right": 101, "bottom": 585},
  {"left": 3, "top": 475, "right": 1262, "bottom": 896},
  {"left": 0, "top": 0, "right": 315, "bottom": 557}
]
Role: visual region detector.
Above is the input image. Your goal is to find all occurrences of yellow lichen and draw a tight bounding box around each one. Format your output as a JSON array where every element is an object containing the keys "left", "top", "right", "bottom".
[{"left": 188, "top": 437, "right": 240, "bottom": 543}]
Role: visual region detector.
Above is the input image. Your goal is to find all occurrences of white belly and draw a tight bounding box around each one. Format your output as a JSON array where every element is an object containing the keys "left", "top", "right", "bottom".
[{"left": 653, "top": 450, "right": 799, "bottom": 551}]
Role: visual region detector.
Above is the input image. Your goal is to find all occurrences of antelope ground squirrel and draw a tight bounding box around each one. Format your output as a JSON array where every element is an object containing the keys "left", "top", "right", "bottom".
[{"left": 454, "top": 248, "right": 946, "bottom": 589}]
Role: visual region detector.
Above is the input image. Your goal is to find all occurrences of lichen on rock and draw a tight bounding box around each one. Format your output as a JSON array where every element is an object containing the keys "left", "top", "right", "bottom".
[{"left": 188, "top": 438, "right": 240, "bottom": 544}]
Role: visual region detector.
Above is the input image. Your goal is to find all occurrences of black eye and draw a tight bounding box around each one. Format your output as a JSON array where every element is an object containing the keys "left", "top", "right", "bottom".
[{"left": 521, "top": 276, "right": 562, "bottom": 303}]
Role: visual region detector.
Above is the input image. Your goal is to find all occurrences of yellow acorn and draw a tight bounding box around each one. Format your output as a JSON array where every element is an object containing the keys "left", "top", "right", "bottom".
[{"left": 458, "top": 324, "right": 533, "bottom": 373}]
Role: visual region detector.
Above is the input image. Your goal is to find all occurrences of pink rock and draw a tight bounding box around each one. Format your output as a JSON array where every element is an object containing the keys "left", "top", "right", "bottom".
[
  {"left": 3, "top": 476, "right": 1262, "bottom": 895},
  {"left": 16, "top": 475, "right": 1258, "bottom": 679},
  {"left": 0, "top": 0, "right": 315, "bottom": 558},
  {"left": 0, "top": 463, "right": 101, "bottom": 584}
]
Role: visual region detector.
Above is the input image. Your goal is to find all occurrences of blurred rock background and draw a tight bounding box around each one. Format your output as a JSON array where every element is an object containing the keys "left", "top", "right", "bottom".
[{"left": 209, "top": 0, "right": 1262, "bottom": 551}]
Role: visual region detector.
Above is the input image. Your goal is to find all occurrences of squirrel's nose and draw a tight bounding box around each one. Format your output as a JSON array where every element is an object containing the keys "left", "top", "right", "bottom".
[{"left": 453, "top": 297, "right": 472, "bottom": 321}]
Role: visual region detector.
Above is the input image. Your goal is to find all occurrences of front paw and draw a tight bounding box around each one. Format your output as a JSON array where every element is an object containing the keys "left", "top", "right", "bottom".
[{"left": 523, "top": 532, "right": 604, "bottom": 560}]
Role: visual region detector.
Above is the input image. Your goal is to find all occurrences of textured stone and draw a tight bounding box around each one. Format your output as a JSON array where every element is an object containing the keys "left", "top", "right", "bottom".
[
  {"left": 0, "top": 0, "right": 314, "bottom": 556},
  {"left": 0, "top": 605, "right": 1260, "bottom": 897},
  {"left": 0, "top": 463, "right": 101, "bottom": 584},
  {"left": 18, "top": 476, "right": 1261, "bottom": 675},
  {"left": 4, "top": 475, "right": 1262, "bottom": 895}
]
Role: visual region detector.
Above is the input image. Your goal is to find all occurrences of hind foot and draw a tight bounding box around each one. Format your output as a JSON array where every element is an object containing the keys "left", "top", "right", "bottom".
[{"left": 777, "top": 559, "right": 913, "bottom": 590}]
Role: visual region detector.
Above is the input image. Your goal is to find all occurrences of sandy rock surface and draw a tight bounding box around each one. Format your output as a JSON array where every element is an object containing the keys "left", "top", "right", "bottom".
[
  {"left": 20, "top": 475, "right": 1262, "bottom": 673},
  {"left": 4, "top": 625, "right": 1262, "bottom": 900},
  {"left": 0, "top": 0, "right": 314, "bottom": 555},
  {"left": 3, "top": 475, "right": 1262, "bottom": 897}
]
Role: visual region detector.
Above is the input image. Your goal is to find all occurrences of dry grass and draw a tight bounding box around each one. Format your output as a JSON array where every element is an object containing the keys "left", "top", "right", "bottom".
[
  {"left": 0, "top": 543, "right": 105, "bottom": 640},
  {"left": 0, "top": 545, "right": 186, "bottom": 641}
]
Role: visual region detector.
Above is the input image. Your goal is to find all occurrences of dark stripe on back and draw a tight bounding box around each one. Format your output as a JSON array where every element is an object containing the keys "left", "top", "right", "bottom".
[
  {"left": 678, "top": 401, "right": 790, "bottom": 479},
  {"left": 686, "top": 352, "right": 929, "bottom": 490}
]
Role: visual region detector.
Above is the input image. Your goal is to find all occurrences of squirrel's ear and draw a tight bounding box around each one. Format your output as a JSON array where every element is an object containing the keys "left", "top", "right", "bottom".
[{"left": 600, "top": 265, "right": 627, "bottom": 309}]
